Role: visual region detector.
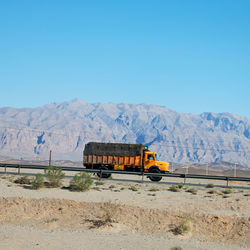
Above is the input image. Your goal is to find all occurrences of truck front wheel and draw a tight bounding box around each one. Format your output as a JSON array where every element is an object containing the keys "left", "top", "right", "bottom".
[
  {"left": 97, "top": 166, "right": 111, "bottom": 179},
  {"left": 148, "top": 167, "right": 162, "bottom": 182}
]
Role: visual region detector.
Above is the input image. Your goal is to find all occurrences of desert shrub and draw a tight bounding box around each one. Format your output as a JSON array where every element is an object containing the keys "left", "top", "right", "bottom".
[
  {"left": 69, "top": 172, "right": 93, "bottom": 191},
  {"left": 45, "top": 217, "right": 58, "bottom": 223},
  {"left": 171, "top": 247, "right": 183, "bottom": 250},
  {"left": 174, "top": 215, "right": 191, "bottom": 235},
  {"left": 14, "top": 176, "right": 31, "bottom": 185},
  {"left": 149, "top": 187, "right": 160, "bottom": 192},
  {"left": 44, "top": 165, "right": 65, "bottom": 187},
  {"left": 101, "top": 201, "right": 120, "bottom": 224},
  {"left": 206, "top": 183, "right": 214, "bottom": 188},
  {"left": 217, "top": 191, "right": 224, "bottom": 195},
  {"left": 7, "top": 176, "right": 15, "bottom": 182},
  {"left": 207, "top": 190, "right": 216, "bottom": 194},
  {"left": 178, "top": 184, "right": 183, "bottom": 189},
  {"left": 129, "top": 186, "right": 138, "bottom": 191},
  {"left": 244, "top": 193, "right": 250, "bottom": 197},
  {"left": 223, "top": 195, "right": 229, "bottom": 198},
  {"left": 186, "top": 188, "right": 197, "bottom": 195},
  {"left": 120, "top": 187, "right": 125, "bottom": 190},
  {"left": 31, "top": 174, "right": 44, "bottom": 189},
  {"left": 168, "top": 185, "right": 180, "bottom": 192},
  {"left": 223, "top": 189, "right": 232, "bottom": 195},
  {"left": 95, "top": 181, "right": 104, "bottom": 186},
  {"left": 109, "top": 185, "right": 115, "bottom": 189}
]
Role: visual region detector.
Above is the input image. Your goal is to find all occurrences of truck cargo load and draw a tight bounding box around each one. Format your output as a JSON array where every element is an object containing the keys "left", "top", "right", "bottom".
[{"left": 84, "top": 142, "right": 144, "bottom": 157}]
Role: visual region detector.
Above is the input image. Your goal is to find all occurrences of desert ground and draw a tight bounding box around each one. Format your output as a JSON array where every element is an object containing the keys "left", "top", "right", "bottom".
[{"left": 0, "top": 167, "right": 250, "bottom": 250}]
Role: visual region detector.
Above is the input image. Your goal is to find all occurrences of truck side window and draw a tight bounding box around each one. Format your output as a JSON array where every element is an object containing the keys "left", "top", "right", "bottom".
[{"left": 148, "top": 154, "right": 154, "bottom": 160}]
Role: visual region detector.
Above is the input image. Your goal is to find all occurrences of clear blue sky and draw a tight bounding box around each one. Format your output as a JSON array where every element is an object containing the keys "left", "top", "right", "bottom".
[{"left": 0, "top": 0, "right": 249, "bottom": 118}]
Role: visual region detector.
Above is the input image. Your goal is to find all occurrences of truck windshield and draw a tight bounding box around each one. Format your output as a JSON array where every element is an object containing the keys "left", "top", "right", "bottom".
[
  {"left": 148, "top": 154, "right": 154, "bottom": 160},
  {"left": 155, "top": 154, "right": 159, "bottom": 160}
]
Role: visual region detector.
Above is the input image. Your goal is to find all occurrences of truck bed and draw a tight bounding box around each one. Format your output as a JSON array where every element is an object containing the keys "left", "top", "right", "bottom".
[
  {"left": 83, "top": 142, "right": 144, "bottom": 168},
  {"left": 83, "top": 155, "right": 142, "bottom": 167}
]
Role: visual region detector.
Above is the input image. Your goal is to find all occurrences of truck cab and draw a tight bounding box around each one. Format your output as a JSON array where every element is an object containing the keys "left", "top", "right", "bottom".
[
  {"left": 144, "top": 151, "right": 169, "bottom": 172},
  {"left": 143, "top": 151, "right": 169, "bottom": 181}
]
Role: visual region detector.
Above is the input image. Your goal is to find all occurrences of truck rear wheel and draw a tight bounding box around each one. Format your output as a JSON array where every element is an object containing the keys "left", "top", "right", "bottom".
[
  {"left": 148, "top": 167, "right": 162, "bottom": 182},
  {"left": 97, "top": 166, "right": 111, "bottom": 179}
]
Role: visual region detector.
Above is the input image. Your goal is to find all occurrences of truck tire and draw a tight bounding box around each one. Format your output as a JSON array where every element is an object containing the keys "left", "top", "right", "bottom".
[
  {"left": 97, "top": 166, "right": 111, "bottom": 179},
  {"left": 148, "top": 167, "right": 162, "bottom": 182}
]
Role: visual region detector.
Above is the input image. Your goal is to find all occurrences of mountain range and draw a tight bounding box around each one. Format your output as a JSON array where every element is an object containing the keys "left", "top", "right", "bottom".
[{"left": 0, "top": 99, "right": 249, "bottom": 167}]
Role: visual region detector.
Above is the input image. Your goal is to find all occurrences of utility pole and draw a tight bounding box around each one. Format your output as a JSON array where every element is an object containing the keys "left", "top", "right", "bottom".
[
  {"left": 49, "top": 150, "right": 52, "bottom": 166},
  {"left": 234, "top": 163, "right": 237, "bottom": 177}
]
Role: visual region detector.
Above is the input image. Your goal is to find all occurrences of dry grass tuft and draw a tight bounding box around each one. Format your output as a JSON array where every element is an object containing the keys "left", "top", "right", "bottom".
[
  {"left": 223, "top": 189, "right": 232, "bottom": 195},
  {"left": 44, "top": 217, "right": 59, "bottom": 223},
  {"left": 149, "top": 187, "right": 160, "bottom": 192},
  {"left": 174, "top": 215, "right": 192, "bottom": 235},
  {"left": 168, "top": 185, "right": 180, "bottom": 192},
  {"left": 14, "top": 176, "right": 31, "bottom": 185},
  {"left": 207, "top": 190, "right": 216, "bottom": 194},
  {"left": 171, "top": 247, "right": 183, "bottom": 250},
  {"left": 129, "top": 186, "right": 138, "bottom": 192},
  {"left": 92, "top": 187, "right": 101, "bottom": 191},
  {"left": 206, "top": 183, "right": 215, "bottom": 188},
  {"left": 101, "top": 201, "right": 120, "bottom": 224},
  {"left": 95, "top": 181, "right": 104, "bottom": 186},
  {"left": 186, "top": 188, "right": 197, "bottom": 195}
]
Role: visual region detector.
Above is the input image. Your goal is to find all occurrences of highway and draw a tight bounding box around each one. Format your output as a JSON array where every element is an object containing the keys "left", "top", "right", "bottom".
[{"left": 1, "top": 162, "right": 250, "bottom": 186}]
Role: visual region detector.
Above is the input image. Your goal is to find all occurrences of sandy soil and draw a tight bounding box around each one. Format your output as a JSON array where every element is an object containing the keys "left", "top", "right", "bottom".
[{"left": 0, "top": 171, "right": 250, "bottom": 250}]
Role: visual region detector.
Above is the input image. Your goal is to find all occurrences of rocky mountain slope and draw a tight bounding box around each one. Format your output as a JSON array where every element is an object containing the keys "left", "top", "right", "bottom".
[{"left": 0, "top": 99, "right": 249, "bottom": 167}]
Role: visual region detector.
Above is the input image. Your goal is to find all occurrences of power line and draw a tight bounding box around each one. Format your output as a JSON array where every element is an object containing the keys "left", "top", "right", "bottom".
[
  {"left": 0, "top": 125, "right": 77, "bottom": 137},
  {"left": 0, "top": 125, "right": 249, "bottom": 154},
  {"left": 0, "top": 125, "right": 248, "bottom": 144},
  {"left": 151, "top": 143, "right": 250, "bottom": 154}
]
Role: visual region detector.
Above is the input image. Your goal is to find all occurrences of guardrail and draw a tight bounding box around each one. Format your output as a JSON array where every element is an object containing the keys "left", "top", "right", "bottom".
[{"left": 0, "top": 163, "right": 250, "bottom": 186}]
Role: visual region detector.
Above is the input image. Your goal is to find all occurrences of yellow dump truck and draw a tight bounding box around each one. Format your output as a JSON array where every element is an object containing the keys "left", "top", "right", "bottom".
[{"left": 83, "top": 142, "right": 169, "bottom": 181}]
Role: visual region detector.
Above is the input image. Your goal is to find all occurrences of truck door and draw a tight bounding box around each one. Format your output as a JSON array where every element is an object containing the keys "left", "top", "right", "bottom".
[{"left": 144, "top": 153, "right": 155, "bottom": 170}]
